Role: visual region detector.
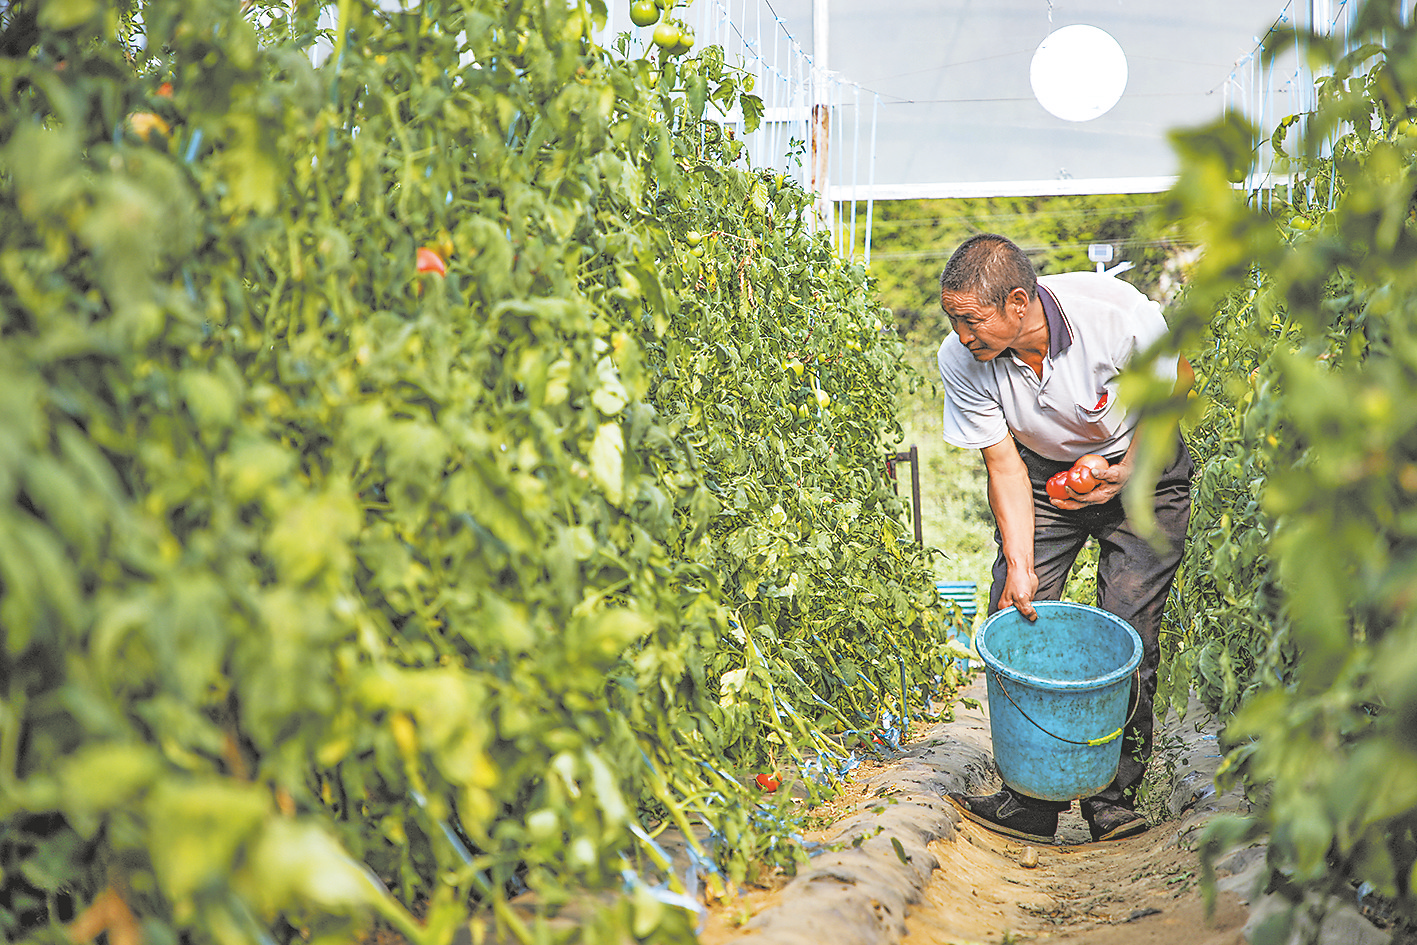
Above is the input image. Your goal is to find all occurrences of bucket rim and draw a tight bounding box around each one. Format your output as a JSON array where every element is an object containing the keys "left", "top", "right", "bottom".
[{"left": 974, "top": 601, "right": 1142, "bottom": 692}]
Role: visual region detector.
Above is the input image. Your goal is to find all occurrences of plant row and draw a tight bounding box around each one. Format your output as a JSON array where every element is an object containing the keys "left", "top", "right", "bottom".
[
  {"left": 1143, "top": 1, "right": 1417, "bottom": 934},
  {"left": 0, "top": 2, "right": 961, "bottom": 943}
]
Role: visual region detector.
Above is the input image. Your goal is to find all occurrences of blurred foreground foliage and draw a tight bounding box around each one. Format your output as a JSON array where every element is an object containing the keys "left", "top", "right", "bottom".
[{"left": 1138, "top": 0, "right": 1417, "bottom": 934}]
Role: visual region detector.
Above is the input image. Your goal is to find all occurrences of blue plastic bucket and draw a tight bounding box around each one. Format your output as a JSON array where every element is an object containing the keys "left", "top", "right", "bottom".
[{"left": 975, "top": 602, "right": 1142, "bottom": 802}]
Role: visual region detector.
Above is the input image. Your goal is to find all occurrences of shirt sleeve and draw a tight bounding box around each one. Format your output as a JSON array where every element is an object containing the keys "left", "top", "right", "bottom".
[
  {"left": 937, "top": 336, "right": 1010, "bottom": 450},
  {"left": 1118, "top": 293, "right": 1179, "bottom": 387}
]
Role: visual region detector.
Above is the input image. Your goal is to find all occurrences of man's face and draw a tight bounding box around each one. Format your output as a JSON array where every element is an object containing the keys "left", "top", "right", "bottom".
[{"left": 940, "top": 289, "right": 1020, "bottom": 362}]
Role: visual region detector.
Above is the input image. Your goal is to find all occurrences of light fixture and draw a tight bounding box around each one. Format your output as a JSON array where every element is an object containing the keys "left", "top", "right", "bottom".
[{"left": 1030, "top": 24, "right": 1128, "bottom": 122}]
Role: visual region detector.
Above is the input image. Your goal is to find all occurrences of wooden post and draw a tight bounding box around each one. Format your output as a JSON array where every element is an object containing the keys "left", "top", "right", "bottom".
[{"left": 810, "top": 0, "right": 831, "bottom": 235}]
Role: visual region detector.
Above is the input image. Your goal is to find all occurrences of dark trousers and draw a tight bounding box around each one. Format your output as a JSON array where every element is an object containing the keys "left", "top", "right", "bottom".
[{"left": 988, "top": 434, "right": 1193, "bottom": 818}]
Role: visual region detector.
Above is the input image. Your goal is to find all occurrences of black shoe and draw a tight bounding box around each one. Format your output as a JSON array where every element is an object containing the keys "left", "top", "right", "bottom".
[
  {"left": 1087, "top": 804, "right": 1148, "bottom": 842},
  {"left": 945, "top": 789, "right": 1059, "bottom": 843}
]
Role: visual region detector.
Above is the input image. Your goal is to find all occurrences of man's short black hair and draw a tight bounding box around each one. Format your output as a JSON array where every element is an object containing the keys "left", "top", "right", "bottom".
[{"left": 939, "top": 234, "right": 1038, "bottom": 311}]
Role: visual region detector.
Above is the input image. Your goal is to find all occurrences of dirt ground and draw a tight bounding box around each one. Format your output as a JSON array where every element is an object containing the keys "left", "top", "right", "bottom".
[
  {"left": 897, "top": 813, "right": 1248, "bottom": 945},
  {"left": 701, "top": 782, "right": 1248, "bottom": 945},
  {"left": 700, "top": 676, "right": 1260, "bottom": 945}
]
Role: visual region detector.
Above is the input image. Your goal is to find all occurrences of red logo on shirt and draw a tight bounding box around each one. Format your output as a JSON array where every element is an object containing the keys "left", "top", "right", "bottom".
[{"left": 1093, "top": 390, "right": 1109, "bottom": 410}]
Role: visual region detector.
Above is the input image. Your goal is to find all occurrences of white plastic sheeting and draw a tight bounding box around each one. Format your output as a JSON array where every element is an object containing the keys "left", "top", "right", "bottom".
[
  {"left": 601, "top": 0, "right": 1394, "bottom": 258},
  {"left": 607, "top": 1, "right": 1338, "bottom": 193}
]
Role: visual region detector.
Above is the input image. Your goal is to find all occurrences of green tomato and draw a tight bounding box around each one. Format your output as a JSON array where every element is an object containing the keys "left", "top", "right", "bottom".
[
  {"left": 669, "top": 23, "right": 694, "bottom": 55},
  {"left": 652, "top": 20, "right": 680, "bottom": 49},
  {"left": 685, "top": 229, "right": 703, "bottom": 247},
  {"left": 629, "top": 0, "right": 659, "bottom": 27}
]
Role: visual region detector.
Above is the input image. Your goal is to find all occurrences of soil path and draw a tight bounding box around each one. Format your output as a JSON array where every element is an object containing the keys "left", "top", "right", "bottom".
[
  {"left": 899, "top": 815, "right": 1248, "bottom": 945},
  {"left": 700, "top": 675, "right": 1267, "bottom": 945}
]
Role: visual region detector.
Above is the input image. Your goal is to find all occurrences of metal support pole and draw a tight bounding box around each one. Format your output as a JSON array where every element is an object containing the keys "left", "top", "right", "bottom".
[
  {"left": 908, "top": 444, "right": 922, "bottom": 546},
  {"left": 886, "top": 446, "right": 924, "bottom": 546}
]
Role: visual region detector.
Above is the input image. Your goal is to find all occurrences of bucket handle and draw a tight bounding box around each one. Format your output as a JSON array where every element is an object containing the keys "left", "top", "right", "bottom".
[{"left": 986, "top": 667, "right": 1141, "bottom": 748}]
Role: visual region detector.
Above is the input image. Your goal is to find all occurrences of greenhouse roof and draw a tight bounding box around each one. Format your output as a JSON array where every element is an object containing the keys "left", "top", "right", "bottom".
[
  {"left": 613, "top": 0, "right": 1327, "bottom": 198},
  {"left": 820, "top": 0, "right": 1304, "bottom": 196}
]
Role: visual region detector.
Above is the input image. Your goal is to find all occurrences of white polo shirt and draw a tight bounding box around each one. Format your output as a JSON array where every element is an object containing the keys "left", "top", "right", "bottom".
[{"left": 937, "top": 271, "right": 1178, "bottom": 462}]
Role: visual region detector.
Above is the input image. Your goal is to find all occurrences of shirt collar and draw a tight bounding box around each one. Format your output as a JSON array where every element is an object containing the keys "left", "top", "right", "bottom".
[{"left": 1038, "top": 283, "right": 1073, "bottom": 359}]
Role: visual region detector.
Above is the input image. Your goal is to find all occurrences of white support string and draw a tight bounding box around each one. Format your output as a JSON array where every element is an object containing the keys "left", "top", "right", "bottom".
[
  {"left": 828, "top": 82, "right": 837, "bottom": 246},
  {"left": 603, "top": 0, "right": 881, "bottom": 259},
  {"left": 848, "top": 84, "right": 861, "bottom": 262},
  {"left": 865, "top": 92, "right": 878, "bottom": 266},
  {"left": 1266, "top": 51, "right": 1274, "bottom": 211},
  {"left": 1215, "top": 0, "right": 1375, "bottom": 204}
]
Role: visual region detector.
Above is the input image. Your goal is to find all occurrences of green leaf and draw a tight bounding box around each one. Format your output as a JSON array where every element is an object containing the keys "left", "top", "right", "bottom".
[
  {"left": 38, "top": 0, "right": 99, "bottom": 31},
  {"left": 585, "top": 749, "right": 629, "bottom": 826},
  {"left": 219, "top": 438, "right": 296, "bottom": 505},
  {"left": 246, "top": 819, "right": 392, "bottom": 912},
  {"left": 740, "top": 93, "right": 765, "bottom": 133},
  {"left": 589, "top": 422, "right": 625, "bottom": 505},
  {"left": 265, "top": 492, "right": 360, "bottom": 584},
  {"left": 687, "top": 72, "right": 708, "bottom": 119},
  {"left": 146, "top": 779, "right": 269, "bottom": 905},
  {"left": 180, "top": 369, "right": 239, "bottom": 439},
  {"left": 58, "top": 742, "right": 163, "bottom": 837},
  {"left": 219, "top": 113, "right": 280, "bottom": 215}
]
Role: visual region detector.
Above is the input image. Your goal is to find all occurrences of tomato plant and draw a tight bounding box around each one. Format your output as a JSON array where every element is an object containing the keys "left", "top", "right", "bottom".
[
  {"left": 1127, "top": 2, "right": 1417, "bottom": 931},
  {"left": 0, "top": 1, "right": 958, "bottom": 943}
]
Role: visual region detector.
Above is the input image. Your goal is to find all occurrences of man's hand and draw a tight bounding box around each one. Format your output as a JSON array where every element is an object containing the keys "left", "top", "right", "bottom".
[
  {"left": 981, "top": 438, "right": 1040, "bottom": 622},
  {"left": 1048, "top": 460, "right": 1130, "bottom": 510},
  {"left": 997, "top": 565, "right": 1040, "bottom": 621},
  {"left": 1050, "top": 356, "right": 1192, "bottom": 511}
]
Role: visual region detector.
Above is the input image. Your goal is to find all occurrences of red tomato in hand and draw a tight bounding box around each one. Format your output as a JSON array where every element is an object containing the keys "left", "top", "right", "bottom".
[
  {"left": 1075, "top": 454, "right": 1109, "bottom": 476},
  {"left": 1066, "top": 464, "right": 1097, "bottom": 494},
  {"left": 1046, "top": 471, "right": 1070, "bottom": 501}
]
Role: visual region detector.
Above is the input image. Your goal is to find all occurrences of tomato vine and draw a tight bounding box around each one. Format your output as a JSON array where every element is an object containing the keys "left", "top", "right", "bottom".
[
  {"left": 0, "top": 1, "right": 958, "bottom": 943},
  {"left": 1139, "top": 1, "right": 1417, "bottom": 932}
]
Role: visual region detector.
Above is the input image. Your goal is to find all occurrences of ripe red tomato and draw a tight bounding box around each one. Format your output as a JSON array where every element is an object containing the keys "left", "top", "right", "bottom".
[
  {"left": 755, "top": 773, "right": 780, "bottom": 792},
  {"left": 1066, "top": 465, "right": 1097, "bottom": 494},
  {"left": 1075, "top": 454, "right": 1109, "bottom": 476},
  {"left": 416, "top": 247, "right": 446, "bottom": 276},
  {"left": 1046, "top": 471, "right": 1070, "bottom": 501}
]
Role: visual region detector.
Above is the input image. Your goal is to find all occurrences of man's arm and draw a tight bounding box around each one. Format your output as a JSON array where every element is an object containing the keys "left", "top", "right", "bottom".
[
  {"left": 1055, "top": 355, "right": 1194, "bottom": 508},
  {"left": 981, "top": 437, "right": 1040, "bottom": 621}
]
